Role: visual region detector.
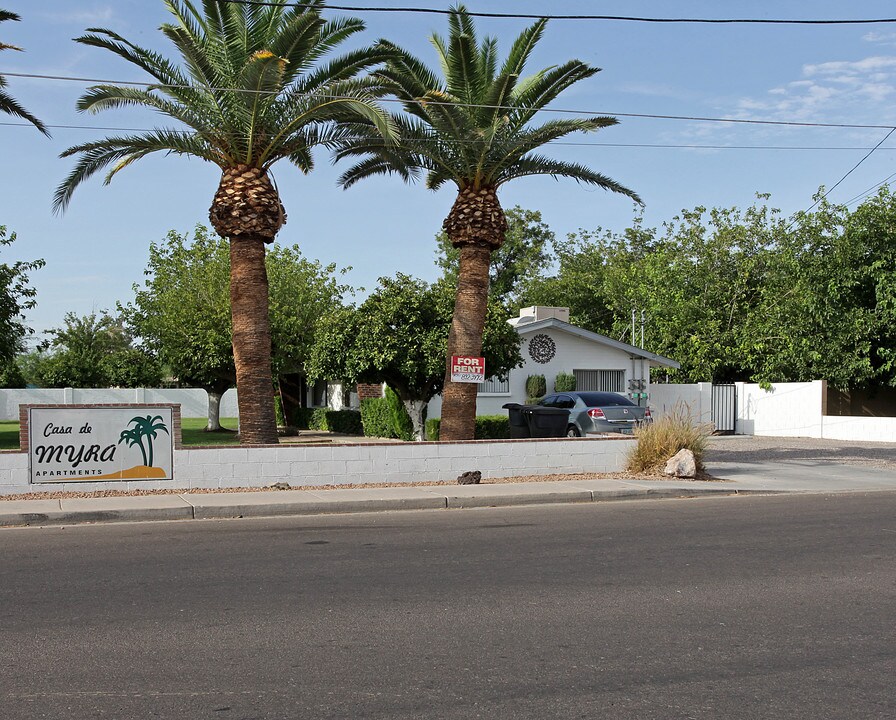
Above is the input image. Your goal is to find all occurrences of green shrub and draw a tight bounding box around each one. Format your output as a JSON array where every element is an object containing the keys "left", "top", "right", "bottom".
[
  {"left": 385, "top": 386, "right": 415, "bottom": 441},
  {"left": 525, "top": 397, "right": 542, "bottom": 405},
  {"left": 291, "top": 407, "right": 314, "bottom": 429},
  {"left": 323, "top": 410, "right": 362, "bottom": 434},
  {"left": 554, "top": 372, "right": 576, "bottom": 392},
  {"left": 525, "top": 374, "right": 546, "bottom": 399},
  {"left": 626, "top": 405, "right": 710, "bottom": 473},
  {"left": 360, "top": 397, "right": 395, "bottom": 438},
  {"left": 426, "top": 415, "right": 510, "bottom": 441}
]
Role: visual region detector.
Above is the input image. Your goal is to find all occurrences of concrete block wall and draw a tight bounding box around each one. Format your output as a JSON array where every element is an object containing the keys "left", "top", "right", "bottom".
[
  {"left": 0, "top": 436, "right": 634, "bottom": 496},
  {"left": 820, "top": 416, "right": 896, "bottom": 442}
]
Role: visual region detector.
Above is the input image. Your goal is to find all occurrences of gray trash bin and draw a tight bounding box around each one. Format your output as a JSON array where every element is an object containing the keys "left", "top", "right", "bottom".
[{"left": 526, "top": 406, "right": 570, "bottom": 438}]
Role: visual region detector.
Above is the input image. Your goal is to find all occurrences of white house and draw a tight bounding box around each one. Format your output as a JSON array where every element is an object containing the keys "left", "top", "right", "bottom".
[{"left": 428, "top": 306, "right": 680, "bottom": 417}]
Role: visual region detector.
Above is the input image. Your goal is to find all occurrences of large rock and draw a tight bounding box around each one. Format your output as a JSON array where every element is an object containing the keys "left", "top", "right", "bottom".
[{"left": 664, "top": 449, "right": 697, "bottom": 478}]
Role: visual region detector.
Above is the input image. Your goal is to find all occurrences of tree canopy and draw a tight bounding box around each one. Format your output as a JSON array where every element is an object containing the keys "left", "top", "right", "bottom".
[{"left": 307, "top": 274, "right": 522, "bottom": 439}]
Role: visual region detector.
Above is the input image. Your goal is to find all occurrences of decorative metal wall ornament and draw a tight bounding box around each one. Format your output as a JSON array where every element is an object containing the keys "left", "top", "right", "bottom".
[{"left": 528, "top": 334, "right": 556, "bottom": 364}]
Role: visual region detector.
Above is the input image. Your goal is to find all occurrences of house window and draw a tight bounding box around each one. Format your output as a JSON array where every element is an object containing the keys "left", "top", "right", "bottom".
[
  {"left": 574, "top": 369, "right": 625, "bottom": 393},
  {"left": 477, "top": 375, "right": 510, "bottom": 395}
]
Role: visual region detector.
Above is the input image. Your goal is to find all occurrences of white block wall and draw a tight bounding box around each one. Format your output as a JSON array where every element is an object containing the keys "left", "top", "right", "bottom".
[
  {"left": 820, "top": 416, "right": 896, "bottom": 442},
  {"left": 739, "top": 382, "right": 824, "bottom": 437},
  {"left": 0, "top": 436, "right": 634, "bottom": 496},
  {"left": 0, "top": 388, "right": 239, "bottom": 421}
]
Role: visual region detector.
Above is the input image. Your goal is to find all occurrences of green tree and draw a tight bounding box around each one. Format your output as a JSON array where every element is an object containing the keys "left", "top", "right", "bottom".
[
  {"left": 39, "top": 311, "right": 161, "bottom": 388},
  {"left": 336, "top": 5, "right": 639, "bottom": 440},
  {"left": 308, "top": 274, "right": 522, "bottom": 440},
  {"left": 125, "top": 225, "right": 351, "bottom": 430},
  {"left": 435, "top": 206, "right": 555, "bottom": 305},
  {"left": 0, "top": 10, "right": 48, "bottom": 135},
  {"left": 54, "top": 0, "right": 394, "bottom": 444},
  {"left": 0, "top": 227, "right": 44, "bottom": 364},
  {"left": 747, "top": 189, "right": 896, "bottom": 389}
]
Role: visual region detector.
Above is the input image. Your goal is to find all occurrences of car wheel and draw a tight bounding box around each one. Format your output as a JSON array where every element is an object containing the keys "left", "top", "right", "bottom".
[{"left": 566, "top": 425, "right": 581, "bottom": 437}]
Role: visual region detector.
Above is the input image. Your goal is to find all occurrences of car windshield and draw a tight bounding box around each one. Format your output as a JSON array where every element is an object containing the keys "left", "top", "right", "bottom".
[{"left": 577, "top": 392, "right": 635, "bottom": 407}]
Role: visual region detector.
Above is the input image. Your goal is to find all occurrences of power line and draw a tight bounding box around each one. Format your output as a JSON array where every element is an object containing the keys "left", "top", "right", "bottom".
[
  {"left": 796, "top": 127, "right": 896, "bottom": 219},
  {"left": 219, "top": 1, "right": 896, "bottom": 25},
  {"left": 842, "top": 172, "right": 896, "bottom": 207},
  {"left": 0, "top": 121, "right": 890, "bottom": 153},
  {"left": 4, "top": 71, "right": 895, "bottom": 131}
]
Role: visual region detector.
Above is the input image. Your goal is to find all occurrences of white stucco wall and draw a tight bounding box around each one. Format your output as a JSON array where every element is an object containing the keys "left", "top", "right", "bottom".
[
  {"left": 429, "top": 326, "right": 653, "bottom": 418},
  {"left": 648, "top": 380, "right": 896, "bottom": 441},
  {"left": 0, "top": 388, "right": 239, "bottom": 421},
  {"left": 0, "top": 436, "right": 634, "bottom": 496}
]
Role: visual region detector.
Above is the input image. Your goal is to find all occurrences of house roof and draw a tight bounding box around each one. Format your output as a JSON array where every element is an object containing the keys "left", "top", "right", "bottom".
[{"left": 514, "top": 318, "right": 681, "bottom": 369}]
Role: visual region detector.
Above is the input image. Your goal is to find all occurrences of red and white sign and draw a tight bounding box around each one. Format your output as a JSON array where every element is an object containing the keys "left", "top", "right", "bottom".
[{"left": 450, "top": 355, "right": 486, "bottom": 383}]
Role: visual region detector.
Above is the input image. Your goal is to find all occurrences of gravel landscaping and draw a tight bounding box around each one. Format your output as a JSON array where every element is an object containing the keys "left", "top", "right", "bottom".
[{"left": 4, "top": 434, "right": 894, "bottom": 502}]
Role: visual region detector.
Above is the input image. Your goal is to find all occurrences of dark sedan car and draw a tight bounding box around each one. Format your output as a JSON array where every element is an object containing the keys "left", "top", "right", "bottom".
[{"left": 538, "top": 391, "right": 651, "bottom": 436}]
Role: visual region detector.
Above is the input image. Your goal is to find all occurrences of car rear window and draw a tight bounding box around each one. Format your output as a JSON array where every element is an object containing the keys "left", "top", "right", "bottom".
[{"left": 577, "top": 392, "right": 635, "bottom": 407}]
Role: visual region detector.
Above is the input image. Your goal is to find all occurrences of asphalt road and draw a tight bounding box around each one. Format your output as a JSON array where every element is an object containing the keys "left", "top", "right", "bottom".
[{"left": 1, "top": 493, "right": 894, "bottom": 720}]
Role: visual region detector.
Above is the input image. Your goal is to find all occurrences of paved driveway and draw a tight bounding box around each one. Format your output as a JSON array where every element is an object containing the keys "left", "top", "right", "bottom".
[{"left": 704, "top": 435, "right": 896, "bottom": 493}]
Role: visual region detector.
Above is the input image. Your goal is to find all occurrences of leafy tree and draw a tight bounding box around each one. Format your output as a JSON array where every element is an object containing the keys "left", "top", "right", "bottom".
[
  {"left": 0, "top": 227, "right": 44, "bottom": 364},
  {"left": 125, "top": 225, "right": 350, "bottom": 430},
  {"left": 435, "top": 206, "right": 554, "bottom": 305},
  {"left": 747, "top": 189, "right": 896, "bottom": 389},
  {"left": 39, "top": 311, "right": 162, "bottom": 388},
  {"left": 54, "top": 0, "right": 394, "bottom": 444},
  {"left": 0, "top": 10, "right": 48, "bottom": 135},
  {"left": 0, "top": 358, "right": 25, "bottom": 388},
  {"left": 336, "top": 5, "right": 639, "bottom": 440},
  {"left": 308, "top": 274, "right": 523, "bottom": 440}
]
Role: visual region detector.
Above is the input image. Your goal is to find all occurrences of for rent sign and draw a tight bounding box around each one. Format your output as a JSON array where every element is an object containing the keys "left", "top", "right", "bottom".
[
  {"left": 450, "top": 355, "right": 486, "bottom": 383},
  {"left": 27, "top": 406, "right": 175, "bottom": 484}
]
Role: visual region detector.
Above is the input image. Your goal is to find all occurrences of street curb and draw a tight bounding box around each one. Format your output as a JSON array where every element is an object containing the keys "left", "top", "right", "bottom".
[{"left": 0, "top": 484, "right": 785, "bottom": 528}]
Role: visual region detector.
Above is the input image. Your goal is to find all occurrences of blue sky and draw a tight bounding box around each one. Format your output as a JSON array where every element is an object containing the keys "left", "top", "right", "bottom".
[{"left": 2, "top": 0, "right": 895, "bottom": 340}]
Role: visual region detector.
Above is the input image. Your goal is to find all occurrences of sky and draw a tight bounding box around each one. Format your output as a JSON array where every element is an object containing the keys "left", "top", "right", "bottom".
[{"left": 1, "top": 0, "right": 895, "bottom": 341}]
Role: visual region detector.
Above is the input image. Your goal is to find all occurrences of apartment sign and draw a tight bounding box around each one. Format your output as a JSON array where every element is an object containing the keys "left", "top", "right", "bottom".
[
  {"left": 450, "top": 355, "right": 486, "bottom": 383},
  {"left": 28, "top": 406, "right": 174, "bottom": 484}
]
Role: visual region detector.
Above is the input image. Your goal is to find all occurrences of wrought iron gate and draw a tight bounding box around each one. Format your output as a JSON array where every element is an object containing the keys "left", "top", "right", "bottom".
[{"left": 711, "top": 384, "right": 737, "bottom": 434}]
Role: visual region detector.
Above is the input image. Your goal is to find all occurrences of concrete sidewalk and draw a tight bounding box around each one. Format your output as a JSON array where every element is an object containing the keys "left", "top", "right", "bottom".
[
  {"left": 3, "top": 455, "right": 896, "bottom": 528},
  {"left": 0, "top": 475, "right": 853, "bottom": 529}
]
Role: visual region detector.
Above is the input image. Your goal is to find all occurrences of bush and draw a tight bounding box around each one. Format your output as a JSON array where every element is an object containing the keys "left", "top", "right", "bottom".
[
  {"left": 385, "top": 386, "right": 415, "bottom": 441},
  {"left": 291, "top": 407, "right": 315, "bottom": 429},
  {"left": 626, "top": 405, "right": 710, "bottom": 474},
  {"left": 525, "top": 374, "right": 546, "bottom": 399},
  {"left": 360, "top": 397, "right": 395, "bottom": 438},
  {"left": 323, "top": 409, "right": 363, "bottom": 435},
  {"left": 426, "top": 415, "right": 510, "bottom": 441},
  {"left": 554, "top": 372, "right": 576, "bottom": 392}
]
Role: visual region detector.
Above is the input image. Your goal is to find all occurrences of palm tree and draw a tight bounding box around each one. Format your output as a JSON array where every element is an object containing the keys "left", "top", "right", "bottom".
[
  {"left": 54, "top": 0, "right": 394, "bottom": 444},
  {"left": 336, "top": 5, "right": 640, "bottom": 440},
  {"left": 0, "top": 9, "right": 49, "bottom": 135},
  {"left": 129, "top": 415, "right": 169, "bottom": 467}
]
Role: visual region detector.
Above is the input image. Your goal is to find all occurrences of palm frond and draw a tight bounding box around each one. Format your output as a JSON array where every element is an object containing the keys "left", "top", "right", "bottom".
[
  {"left": 54, "top": 131, "right": 221, "bottom": 212},
  {"left": 496, "top": 153, "right": 642, "bottom": 204}
]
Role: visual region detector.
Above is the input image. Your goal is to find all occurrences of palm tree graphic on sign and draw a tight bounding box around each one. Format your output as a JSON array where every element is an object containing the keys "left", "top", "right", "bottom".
[{"left": 118, "top": 415, "right": 169, "bottom": 468}]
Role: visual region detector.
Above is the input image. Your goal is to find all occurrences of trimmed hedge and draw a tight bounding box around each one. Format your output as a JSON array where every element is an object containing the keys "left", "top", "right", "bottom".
[
  {"left": 289, "top": 407, "right": 362, "bottom": 434},
  {"left": 385, "top": 387, "right": 415, "bottom": 441},
  {"left": 360, "top": 397, "right": 395, "bottom": 438},
  {"left": 426, "top": 415, "right": 510, "bottom": 441},
  {"left": 526, "top": 374, "right": 546, "bottom": 400},
  {"left": 554, "top": 372, "right": 576, "bottom": 392}
]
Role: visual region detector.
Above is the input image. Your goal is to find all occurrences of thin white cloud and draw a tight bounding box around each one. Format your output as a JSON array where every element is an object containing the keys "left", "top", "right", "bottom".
[
  {"left": 863, "top": 31, "right": 896, "bottom": 46},
  {"left": 39, "top": 7, "right": 115, "bottom": 26},
  {"left": 727, "top": 54, "right": 896, "bottom": 126}
]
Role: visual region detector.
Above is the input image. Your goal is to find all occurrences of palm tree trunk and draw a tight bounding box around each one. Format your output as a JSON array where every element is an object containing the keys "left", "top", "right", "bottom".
[
  {"left": 229, "top": 236, "right": 279, "bottom": 444},
  {"left": 439, "top": 242, "right": 492, "bottom": 441}
]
